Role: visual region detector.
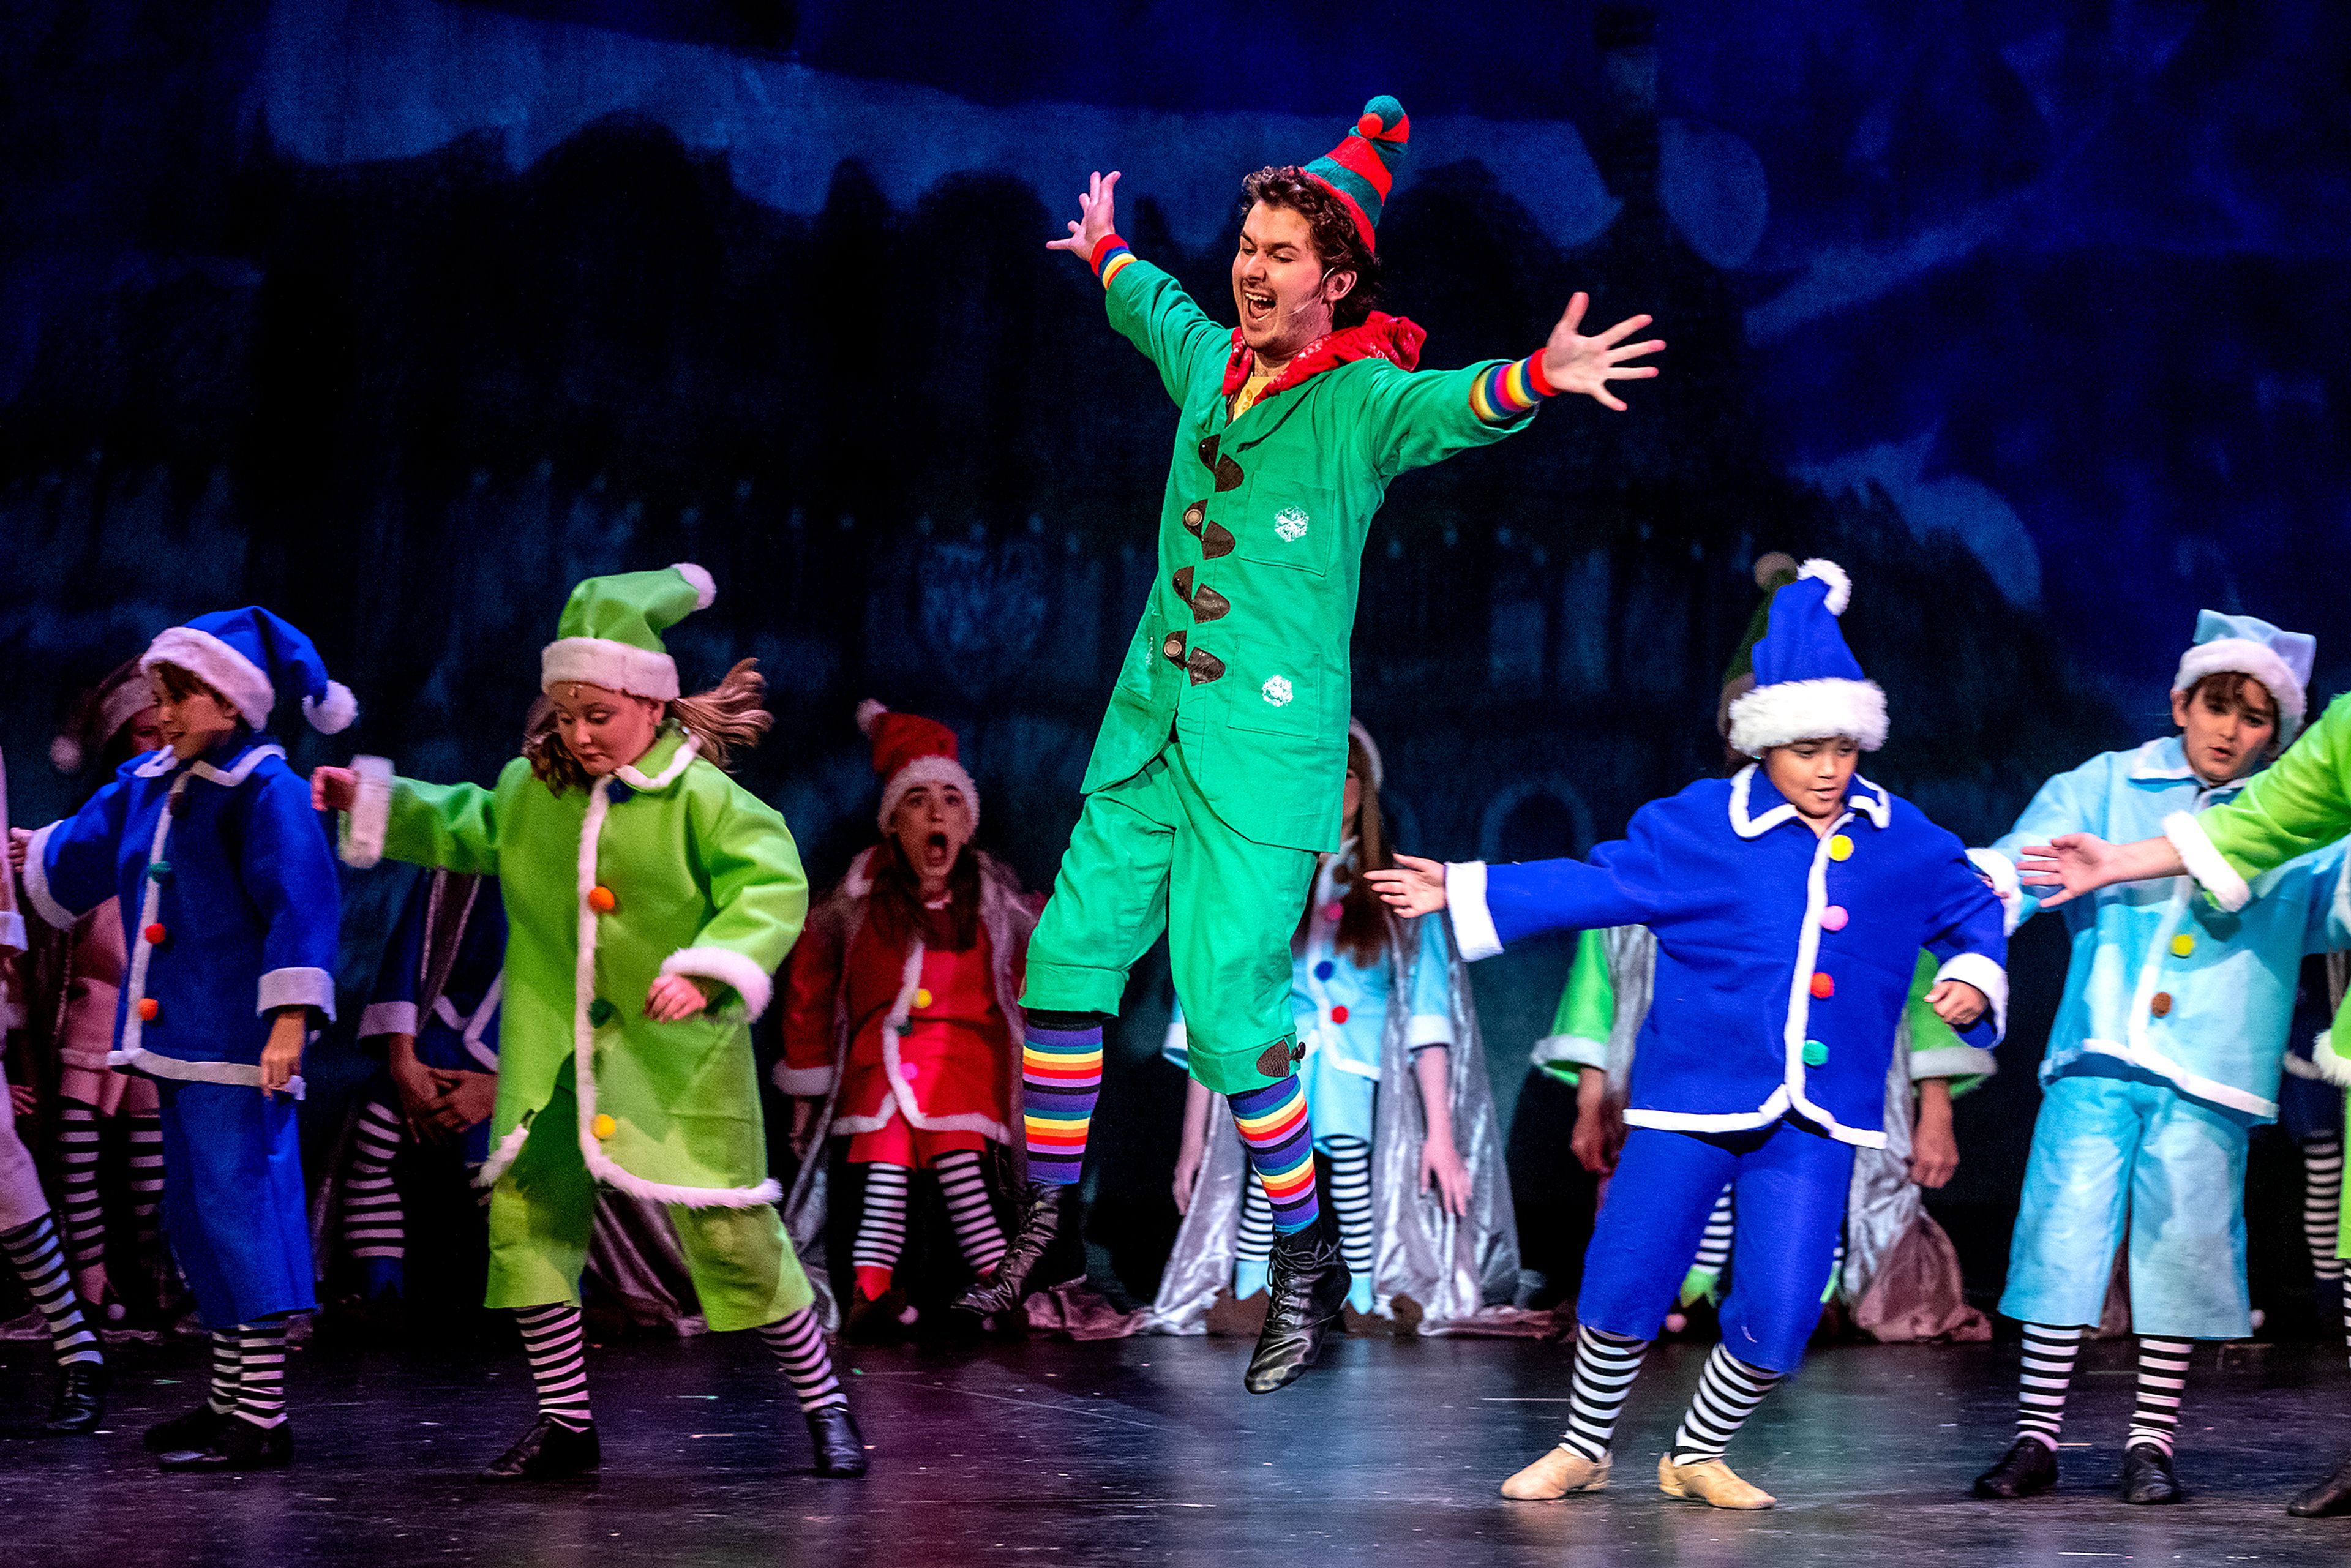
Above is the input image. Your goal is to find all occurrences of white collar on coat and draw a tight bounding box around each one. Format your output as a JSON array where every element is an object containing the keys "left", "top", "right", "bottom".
[
  {"left": 1728, "top": 763, "right": 1890, "bottom": 839},
  {"left": 2127, "top": 735, "right": 2249, "bottom": 797},
  {"left": 133, "top": 737, "right": 284, "bottom": 787},
  {"left": 612, "top": 730, "right": 700, "bottom": 793}
]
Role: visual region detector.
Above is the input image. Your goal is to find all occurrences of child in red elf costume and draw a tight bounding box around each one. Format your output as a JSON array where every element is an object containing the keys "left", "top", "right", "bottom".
[{"left": 778, "top": 703, "right": 1033, "bottom": 1329}]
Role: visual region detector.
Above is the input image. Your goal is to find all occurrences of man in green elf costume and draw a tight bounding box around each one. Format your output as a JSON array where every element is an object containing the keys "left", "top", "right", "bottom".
[
  {"left": 317, "top": 565, "right": 866, "bottom": 1481},
  {"left": 962, "top": 96, "right": 1665, "bottom": 1395}
]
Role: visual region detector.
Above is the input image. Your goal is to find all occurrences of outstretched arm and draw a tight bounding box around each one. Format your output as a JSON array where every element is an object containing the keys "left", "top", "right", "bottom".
[
  {"left": 1049, "top": 170, "right": 1226, "bottom": 408},
  {"left": 1538, "top": 293, "right": 1665, "bottom": 413},
  {"left": 2017, "top": 833, "right": 2184, "bottom": 909}
]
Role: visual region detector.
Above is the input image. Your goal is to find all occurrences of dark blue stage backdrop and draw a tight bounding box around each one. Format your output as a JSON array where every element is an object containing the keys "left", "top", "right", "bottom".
[{"left": 3, "top": 1, "right": 2345, "bottom": 1306}]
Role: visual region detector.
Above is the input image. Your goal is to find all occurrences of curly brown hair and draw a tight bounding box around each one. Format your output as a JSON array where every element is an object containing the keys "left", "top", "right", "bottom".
[
  {"left": 525, "top": 658, "right": 773, "bottom": 793},
  {"left": 1240, "top": 166, "right": 1382, "bottom": 331}
]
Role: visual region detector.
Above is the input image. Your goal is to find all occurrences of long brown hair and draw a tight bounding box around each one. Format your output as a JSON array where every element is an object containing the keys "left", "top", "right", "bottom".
[
  {"left": 1299, "top": 732, "right": 1393, "bottom": 967},
  {"left": 865, "top": 835, "right": 983, "bottom": 953},
  {"left": 525, "top": 658, "right": 773, "bottom": 793}
]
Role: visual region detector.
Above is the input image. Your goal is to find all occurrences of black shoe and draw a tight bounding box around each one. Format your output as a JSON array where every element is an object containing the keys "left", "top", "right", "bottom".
[
  {"left": 2287, "top": 1452, "right": 2351, "bottom": 1517},
  {"left": 481, "top": 1414, "right": 601, "bottom": 1481},
  {"left": 1244, "top": 1225, "right": 1351, "bottom": 1395},
  {"left": 42, "top": 1361, "right": 107, "bottom": 1435},
  {"left": 953, "top": 1182, "right": 1062, "bottom": 1316},
  {"left": 1972, "top": 1438, "right": 2058, "bottom": 1499},
  {"left": 159, "top": 1415, "right": 293, "bottom": 1472},
  {"left": 806, "top": 1404, "right": 868, "bottom": 1479},
  {"left": 144, "top": 1403, "right": 227, "bottom": 1454},
  {"left": 2121, "top": 1443, "right": 2182, "bottom": 1505}
]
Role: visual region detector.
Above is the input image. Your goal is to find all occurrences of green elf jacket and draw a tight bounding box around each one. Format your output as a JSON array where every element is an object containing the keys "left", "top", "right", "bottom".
[
  {"left": 1088, "top": 252, "right": 1545, "bottom": 852},
  {"left": 341, "top": 728, "right": 809, "bottom": 1208}
]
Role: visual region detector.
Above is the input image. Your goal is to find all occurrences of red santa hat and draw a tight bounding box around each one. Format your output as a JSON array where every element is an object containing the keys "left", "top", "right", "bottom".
[{"left": 858, "top": 700, "right": 980, "bottom": 833}]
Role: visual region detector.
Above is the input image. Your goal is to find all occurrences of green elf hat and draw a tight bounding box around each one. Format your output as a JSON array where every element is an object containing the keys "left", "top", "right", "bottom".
[
  {"left": 1303, "top": 95, "right": 1411, "bottom": 252},
  {"left": 541, "top": 563, "right": 717, "bottom": 701},
  {"left": 1716, "top": 551, "right": 1799, "bottom": 740}
]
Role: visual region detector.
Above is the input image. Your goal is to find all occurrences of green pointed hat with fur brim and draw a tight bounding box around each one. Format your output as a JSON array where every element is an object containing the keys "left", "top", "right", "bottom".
[{"left": 541, "top": 563, "right": 716, "bottom": 701}]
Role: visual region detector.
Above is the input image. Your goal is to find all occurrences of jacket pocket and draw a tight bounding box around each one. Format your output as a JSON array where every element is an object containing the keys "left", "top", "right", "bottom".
[
  {"left": 1229, "top": 484, "right": 1335, "bottom": 579},
  {"left": 1221, "top": 638, "right": 1324, "bottom": 738}
]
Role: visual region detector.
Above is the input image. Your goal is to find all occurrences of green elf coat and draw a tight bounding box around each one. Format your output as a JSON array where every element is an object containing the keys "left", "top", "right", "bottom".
[
  {"left": 1023, "top": 233, "right": 1559, "bottom": 1093},
  {"left": 2169, "top": 692, "right": 2351, "bottom": 1252},
  {"left": 341, "top": 727, "right": 814, "bottom": 1328}
]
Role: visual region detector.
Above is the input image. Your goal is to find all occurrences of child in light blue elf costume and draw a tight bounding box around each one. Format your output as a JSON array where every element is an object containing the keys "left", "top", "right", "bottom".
[
  {"left": 17, "top": 607, "right": 350, "bottom": 1472},
  {"left": 1158, "top": 719, "right": 1515, "bottom": 1329},
  {"left": 341, "top": 869, "right": 508, "bottom": 1304},
  {"left": 1371, "top": 560, "right": 2006, "bottom": 1510},
  {"left": 1967, "top": 610, "right": 2346, "bottom": 1507}
]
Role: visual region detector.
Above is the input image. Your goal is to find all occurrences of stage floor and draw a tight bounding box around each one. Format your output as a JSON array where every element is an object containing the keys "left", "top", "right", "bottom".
[{"left": 4, "top": 1325, "right": 2344, "bottom": 1566}]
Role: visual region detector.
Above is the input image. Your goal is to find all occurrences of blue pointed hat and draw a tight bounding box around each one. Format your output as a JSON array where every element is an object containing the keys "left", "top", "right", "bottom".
[
  {"left": 2173, "top": 609, "right": 2314, "bottom": 745},
  {"left": 141, "top": 607, "right": 357, "bottom": 735},
  {"left": 1726, "top": 559, "right": 1888, "bottom": 756}
]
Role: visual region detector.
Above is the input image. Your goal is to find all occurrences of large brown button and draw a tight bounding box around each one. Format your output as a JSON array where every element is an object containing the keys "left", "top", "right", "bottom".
[
  {"left": 1191, "top": 583, "right": 1231, "bottom": 622},
  {"left": 1213, "top": 454, "right": 1244, "bottom": 492},
  {"left": 1186, "top": 647, "right": 1226, "bottom": 685},
  {"left": 1172, "top": 565, "right": 1194, "bottom": 601},
  {"left": 1254, "top": 1040, "right": 1297, "bottom": 1079},
  {"left": 1163, "top": 630, "right": 1188, "bottom": 666},
  {"left": 1201, "top": 522, "right": 1235, "bottom": 559},
  {"left": 1182, "top": 501, "right": 1205, "bottom": 535},
  {"left": 2151, "top": 992, "right": 2173, "bottom": 1018},
  {"left": 1198, "top": 434, "right": 1220, "bottom": 469}
]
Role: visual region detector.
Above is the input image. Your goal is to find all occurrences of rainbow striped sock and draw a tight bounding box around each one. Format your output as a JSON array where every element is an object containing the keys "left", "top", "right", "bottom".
[
  {"left": 1228, "top": 1077, "right": 1321, "bottom": 1236},
  {"left": 1022, "top": 1024, "right": 1104, "bottom": 1187},
  {"left": 1468, "top": 350, "right": 1558, "bottom": 423}
]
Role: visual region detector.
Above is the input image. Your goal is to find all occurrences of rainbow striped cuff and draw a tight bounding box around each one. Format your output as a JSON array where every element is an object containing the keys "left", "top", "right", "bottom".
[
  {"left": 1468, "top": 351, "right": 1557, "bottom": 424},
  {"left": 1090, "top": 233, "right": 1136, "bottom": 288}
]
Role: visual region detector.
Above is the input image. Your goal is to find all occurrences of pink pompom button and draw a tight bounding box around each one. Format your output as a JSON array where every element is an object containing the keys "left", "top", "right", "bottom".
[
  {"left": 1820, "top": 906, "right": 1848, "bottom": 932},
  {"left": 1322, "top": 902, "right": 1345, "bottom": 924}
]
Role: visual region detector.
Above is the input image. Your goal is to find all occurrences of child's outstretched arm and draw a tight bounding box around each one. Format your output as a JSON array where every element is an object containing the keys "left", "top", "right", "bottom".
[
  {"left": 1374, "top": 820, "right": 1667, "bottom": 962},
  {"left": 316, "top": 759, "right": 503, "bottom": 875}
]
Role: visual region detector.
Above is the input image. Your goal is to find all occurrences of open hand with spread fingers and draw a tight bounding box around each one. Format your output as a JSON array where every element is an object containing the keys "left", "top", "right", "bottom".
[
  {"left": 1541, "top": 293, "right": 1665, "bottom": 411},
  {"left": 1365, "top": 855, "right": 1450, "bottom": 917},
  {"left": 1047, "top": 170, "right": 1121, "bottom": 258}
]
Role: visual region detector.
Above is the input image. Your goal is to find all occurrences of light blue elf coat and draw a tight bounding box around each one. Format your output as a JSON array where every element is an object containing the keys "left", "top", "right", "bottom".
[
  {"left": 1165, "top": 849, "right": 1454, "bottom": 1146},
  {"left": 23, "top": 733, "right": 339, "bottom": 1330},
  {"left": 1978, "top": 737, "right": 2350, "bottom": 1337}
]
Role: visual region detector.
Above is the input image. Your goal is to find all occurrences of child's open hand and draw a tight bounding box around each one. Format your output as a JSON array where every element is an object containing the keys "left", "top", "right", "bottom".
[
  {"left": 645, "top": 973, "right": 713, "bottom": 1022},
  {"left": 1365, "top": 855, "right": 1449, "bottom": 917},
  {"left": 7, "top": 826, "right": 31, "bottom": 876},
  {"left": 312, "top": 766, "right": 357, "bottom": 814},
  {"left": 1925, "top": 979, "right": 1987, "bottom": 1029}
]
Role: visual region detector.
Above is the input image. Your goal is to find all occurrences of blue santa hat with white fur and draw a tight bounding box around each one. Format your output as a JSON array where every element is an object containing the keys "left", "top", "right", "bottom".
[
  {"left": 141, "top": 606, "right": 358, "bottom": 735},
  {"left": 2173, "top": 609, "right": 2314, "bottom": 748},
  {"left": 1726, "top": 558, "right": 1888, "bottom": 757}
]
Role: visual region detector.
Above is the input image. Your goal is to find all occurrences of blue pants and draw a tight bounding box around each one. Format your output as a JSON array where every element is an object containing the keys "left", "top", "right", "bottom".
[
  {"left": 1578, "top": 1119, "right": 1854, "bottom": 1374},
  {"left": 2000, "top": 1072, "right": 2249, "bottom": 1340},
  {"left": 157, "top": 1078, "right": 317, "bottom": 1330}
]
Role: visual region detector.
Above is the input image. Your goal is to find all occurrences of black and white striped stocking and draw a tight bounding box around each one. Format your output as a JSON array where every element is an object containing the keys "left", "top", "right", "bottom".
[
  {"left": 932, "top": 1150, "right": 1005, "bottom": 1275},
  {"left": 55, "top": 1101, "right": 107, "bottom": 1272},
  {"left": 342, "top": 1097, "right": 407, "bottom": 1261},
  {"left": 1559, "top": 1324, "right": 1648, "bottom": 1462},
  {"left": 235, "top": 1319, "right": 289, "bottom": 1427},
  {"left": 126, "top": 1109, "right": 165, "bottom": 1255},
  {"left": 756, "top": 1306, "right": 847, "bottom": 1412},
  {"left": 2305, "top": 1139, "right": 2344, "bottom": 1285},
  {"left": 0, "top": 1213, "right": 102, "bottom": 1367},
  {"left": 1325, "top": 1136, "right": 1374, "bottom": 1283},
  {"left": 2015, "top": 1322, "right": 2082, "bottom": 1448},
  {"left": 515, "top": 1302, "right": 593, "bottom": 1430},
  {"left": 850, "top": 1163, "right": 912, "bottom": 1279},
  {"left": 208, "top": 1330, "right": 243, "bottom": 1414},
  {"left": 2127, "top": 1337, "right": 2192, "bottom": 1455},
  {"left": 1670, "top": 1345, "right": 1782, "bottom": 1464},
  {"left": 1691, "top": 1185, "right": 1734, "bottom": 1280}
]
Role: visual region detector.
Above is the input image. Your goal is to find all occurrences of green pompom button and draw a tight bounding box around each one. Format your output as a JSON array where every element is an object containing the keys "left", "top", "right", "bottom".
[
  {"left": 148, "top": 861, "right": 171, "bottom": 882},
  {"left": 1802, "top": 1040, "right": 1829, "bottom": 1068},
  {"left": 588, "top": 999, "right": 617, "bottom": 1028}
]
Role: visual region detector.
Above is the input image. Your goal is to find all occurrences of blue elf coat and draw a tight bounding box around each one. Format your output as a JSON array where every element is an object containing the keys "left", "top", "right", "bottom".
[
  {"left": 358, "top": 872, "right": 507, "bottom": 1163},
  {"left": 1980, "top": 737, "right": 2351, "bottom": 1122},
  {"left": 1449, "top": 767, "right": 2006, "bottom": 1149},
  {"left": 23, "top": 734, "right": 337, "bottom": 1329}
]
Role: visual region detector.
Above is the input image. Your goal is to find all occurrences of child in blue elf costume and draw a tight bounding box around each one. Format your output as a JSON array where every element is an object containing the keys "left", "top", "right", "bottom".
[
  {"left": 1371, "top": 559, "right": 2006, "bottom": 1510},
  {"left": 14, "top": 607, "right": 348, "bottom": 1472},
  {"left": 1966, "top": 610, "right": 2346, "bottom": 1507}
]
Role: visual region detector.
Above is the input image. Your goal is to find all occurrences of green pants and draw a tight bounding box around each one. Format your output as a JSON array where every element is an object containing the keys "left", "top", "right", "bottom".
[
  {"left": 1024, "top": 732, "right": 1317, "bottom": 1095},
  {"left": 486, "top": 1069, "right": 813, "bottom": 1332}
]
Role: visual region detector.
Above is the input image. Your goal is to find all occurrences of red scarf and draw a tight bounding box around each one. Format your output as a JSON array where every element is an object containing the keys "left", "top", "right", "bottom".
[{"left": 1221, "top": 312, "right": 1427, "bottom": 406}]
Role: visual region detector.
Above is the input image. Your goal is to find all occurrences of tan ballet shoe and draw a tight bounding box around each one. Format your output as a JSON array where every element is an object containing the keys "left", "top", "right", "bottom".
[
  {"left": 1499, "top": 1445, "right": 1611, "bottom": 1500},
  {"left": 1658, "top": 1453, "right": 1775, "bottom": 1509}
]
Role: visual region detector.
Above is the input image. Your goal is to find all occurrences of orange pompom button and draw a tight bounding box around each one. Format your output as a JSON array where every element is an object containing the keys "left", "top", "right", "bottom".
[
  {"left": 144, "top": 922, "right": 167, "bottom": 945},
  {"left": 587, "top": 885, "right": 617, "bottom": 913},
  {"left": 1810, "top": 972, "right": 1835, "bottom": 1000},
  {"left": 592, "top": 1113, "right": 617, "bottom": 1141},
  {"left": 137, "top": 997, "right": 159, "bottom": 1022}
]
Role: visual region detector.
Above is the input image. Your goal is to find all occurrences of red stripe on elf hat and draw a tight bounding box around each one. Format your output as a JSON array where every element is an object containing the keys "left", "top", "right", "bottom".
[{"left": 1302, "top": 95, "right": 1411, "bottom": 252}]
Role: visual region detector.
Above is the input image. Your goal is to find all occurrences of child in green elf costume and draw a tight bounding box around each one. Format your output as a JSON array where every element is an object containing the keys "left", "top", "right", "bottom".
[
  {"left": 313, "top": 565, "right": 866, "bottom": 1482},
  {"left": 961, "top": 95, "right": 1665, "bottom": 1398}
]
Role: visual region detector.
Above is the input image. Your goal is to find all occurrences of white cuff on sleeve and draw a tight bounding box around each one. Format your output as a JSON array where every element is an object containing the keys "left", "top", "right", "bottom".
[
  {"left": 1908, "top": 1044, "right": 1999, "bottom": 1082},
  {"left": 1932, "top": 951, "right": 2008, "bottom": 1044},
  {"left": 20, "top": 822, "right": 77, "bottom": 929},
  {"left": 258, "top": 966, "right": 337, "bottom": 1020},
  {"left": 771, "top": 1063, "right": 836, "bottom": 1096},
  {"left": 358, "top": 1001, "right": 419, "bottom": 1039},
  {"left": 1531, "top": 1032, "right": 1610, "bottom": 1071},
  {"left": 340, "top": 756, "right": 395, "bottom": 869},
  {"left": 660, "top": 946, "right": 774, "bottom": 1021},
  {"left": 1967, "top": 847, "right": 2025, "bottom": 936},
  {"left": 2164, "top": 810, "right": 2251, "bottom": 913},
  {"left": 1404, "top": 1012, "right": 1454, "bottom": 1051},
  {"left": 0, "top": 910, "right": 24, "bottom": 954},
  {"left": 1445, "top": 860, "right": 1502, "bottom": 961}
]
